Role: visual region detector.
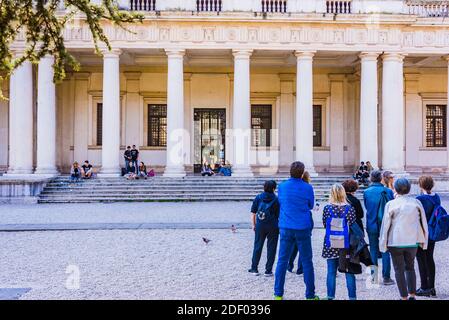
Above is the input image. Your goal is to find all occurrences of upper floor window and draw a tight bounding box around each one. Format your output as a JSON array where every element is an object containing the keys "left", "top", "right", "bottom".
[
  {"left": 326, "top": 1, "right": 351, "bottom": 14},
  {"left": 251, "top": 105, "right": 272, "bottom": 147},
  {"left": 148, "top": 104, "right": 167, "bottom": 147},
  {"left": 197, "top": 0, "right": 222, "bottom": 12},
  {"left": 130, "top": 0, "right": 156, "bottom": 11},
  {"left": 261, "top": 0, "right": 287, "bottom": 13},
  {"left": 426, "top": 104, "right": 447, "bottom": 148}
]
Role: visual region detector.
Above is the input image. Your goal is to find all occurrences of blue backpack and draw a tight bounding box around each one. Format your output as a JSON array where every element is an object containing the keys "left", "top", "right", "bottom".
[
  {"left": 325, "top": 205, "right": 350, "bottom": 249},
  {"left": 427, "top": 197, "right": 449, "bottom": 242},
  {"left": 256, "top": 198, "right": 277, "bottom": 224}
]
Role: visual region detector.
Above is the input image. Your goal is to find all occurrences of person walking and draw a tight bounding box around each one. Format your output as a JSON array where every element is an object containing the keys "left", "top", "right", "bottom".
[
  {"left": 273, "top": 161, "right": 318, "bottom": 300},
  {"left": 322, "top": 184, "right": 358, "bottom": 300},
  {"left": 248, "top": 180, "right": 280, "bottom": 277},
  {"left": 363, "top": 170, "right": 395, "bottom": 285},
  {"left": 415, "top": 176, "right": 440, "bottom": 297},
  {"left": 380, "top": 178, "right": 428, "bottom": 300}
]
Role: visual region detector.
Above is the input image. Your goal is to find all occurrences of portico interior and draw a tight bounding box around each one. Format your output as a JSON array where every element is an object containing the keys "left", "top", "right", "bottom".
[{"left": 0, "top": 48, "right": 448, "bottom": 176}]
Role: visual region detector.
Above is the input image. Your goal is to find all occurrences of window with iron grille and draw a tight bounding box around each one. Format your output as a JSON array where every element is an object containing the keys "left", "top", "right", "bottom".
[
  {"left": 313, "top": 105, "right": 322, "bottom": 147},
  {"left": 251, "top": 105, "right": 272, "bottom": 147},
  {"left": 426, "top": 104, "right": 447, "bottom": 147},
  {"left": 147, "top": 104, "right": 167, "bottom": 147},
  {"left": 96, "top": 103, "right": 103, "bottom": 146}
]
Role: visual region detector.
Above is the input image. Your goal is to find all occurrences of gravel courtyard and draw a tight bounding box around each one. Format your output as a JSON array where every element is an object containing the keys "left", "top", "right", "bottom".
[{"left": 1, "top": 228, "right": 449, "bottom": 300}]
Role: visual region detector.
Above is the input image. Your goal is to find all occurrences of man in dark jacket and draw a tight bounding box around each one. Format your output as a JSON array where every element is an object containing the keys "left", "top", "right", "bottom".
[
  {"left": 363, "top": 170, "right": 395, "bottom": 286},
  {"left": 249, "top": 180, "right": 280, "bottom": 277}
]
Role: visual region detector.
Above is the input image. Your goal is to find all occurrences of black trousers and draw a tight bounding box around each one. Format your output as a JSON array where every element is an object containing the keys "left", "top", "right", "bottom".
[
  {"left": 389, "top": 247, "right": 418, "bottom": 298},
  {"left": 251, "top": 224, "right": 279, "bottom": 273},
  {"left": 416, "top": 241, "right": 436, "bottom": 290}
]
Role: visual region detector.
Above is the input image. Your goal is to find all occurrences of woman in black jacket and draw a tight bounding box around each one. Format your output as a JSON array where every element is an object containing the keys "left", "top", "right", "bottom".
[{"left": 342, "top": 179, "right": 364, "bottom": 232}]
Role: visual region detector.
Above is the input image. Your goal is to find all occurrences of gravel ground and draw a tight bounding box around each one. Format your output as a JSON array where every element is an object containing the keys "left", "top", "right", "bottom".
[{"left": 1, "top": 228, "right": 448, "bottom": 300}]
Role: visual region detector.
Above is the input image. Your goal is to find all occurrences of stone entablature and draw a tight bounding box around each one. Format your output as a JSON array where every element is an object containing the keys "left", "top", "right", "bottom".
[{"left": 21, "top": 17, "right": 448, "bottom": 54}]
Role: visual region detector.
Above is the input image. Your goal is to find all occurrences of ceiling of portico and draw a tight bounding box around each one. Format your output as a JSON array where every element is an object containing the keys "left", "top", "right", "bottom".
[{"left": 69, "top": 49, "right": 447, "bottom": 70}]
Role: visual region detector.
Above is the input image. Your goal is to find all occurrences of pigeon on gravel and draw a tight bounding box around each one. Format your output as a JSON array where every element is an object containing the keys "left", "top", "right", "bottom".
[
  {"left": 202, "top": 237, "right": 211, "bottom": 244},
  {"left": 231, "top": 225, "right": 237, "bottom": 233}
]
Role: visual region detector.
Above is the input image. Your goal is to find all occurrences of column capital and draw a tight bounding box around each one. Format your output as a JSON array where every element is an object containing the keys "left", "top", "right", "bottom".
[
  {"left": 184, "top": 72, "right": 193, "bottom": 81},
  {"left": 404, "top": 73, "right": 420, "bottom": 82},
  {"left": 444, "top": 55, "right": 449, "bottom": 62},
  {"left": 232, "top": 49, "right": 253, "bottom": 59},
  {"left": 165, "top": 49, "right": 186, "bottom": 58},
  {"left": 359, "top": 52, "right": 381, "bottom": 61},
  {"left": 382, "top": 52, "right": 407, "bottom": 62},
  {"left": 101, "top": 48, "right": 122, "bottom": 58},
  {"left": 294, "top": 51, "right": 315, "bottom": 59}
]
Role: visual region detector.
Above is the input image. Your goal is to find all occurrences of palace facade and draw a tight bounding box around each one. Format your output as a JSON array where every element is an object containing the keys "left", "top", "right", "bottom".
[{"left": 1, "top": 0, "right": 449, "bottom": 177}]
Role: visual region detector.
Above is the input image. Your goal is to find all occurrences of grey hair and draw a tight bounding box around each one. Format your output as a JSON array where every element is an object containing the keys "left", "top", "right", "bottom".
[
  {"left": 370, "top": 170, "right": 383, "bottom": 183},
  {"left": 394, "top": 178, "right": 411, "bottom": 195}
]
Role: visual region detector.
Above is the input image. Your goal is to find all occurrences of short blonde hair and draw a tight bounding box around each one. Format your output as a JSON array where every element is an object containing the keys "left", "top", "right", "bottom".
[{"left": 329, "top": 184, "right": 348, "bottom": 205}]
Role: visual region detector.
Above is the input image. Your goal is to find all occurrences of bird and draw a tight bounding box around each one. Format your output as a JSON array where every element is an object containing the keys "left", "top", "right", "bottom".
[
  {"left": 202, "top": 237, "right": 211, "bottom": 244},
  {"left": 231, "top": 225, "right": 237, "bottom": 233}
]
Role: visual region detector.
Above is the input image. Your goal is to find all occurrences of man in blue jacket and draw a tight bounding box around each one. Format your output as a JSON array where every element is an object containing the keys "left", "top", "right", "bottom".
[
  {"left": 363, "top": 170, "right": 395, "bottom": 286},
  {"left": 273, "top": 161, "right": 318, "bottom": 300}
]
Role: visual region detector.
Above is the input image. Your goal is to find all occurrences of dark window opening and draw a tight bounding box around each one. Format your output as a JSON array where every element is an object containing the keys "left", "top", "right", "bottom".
[
  {"left": 251, "top": 105, "right": 272, "bottom": 147},
  {"left": 426, "top": 104, "right": 447, "bottom": 148},
  {"left": 147, "top": 104, "right": 167, "bottom": 147}
]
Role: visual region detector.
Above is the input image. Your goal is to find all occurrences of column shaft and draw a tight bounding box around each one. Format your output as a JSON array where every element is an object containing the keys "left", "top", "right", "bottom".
[
  {"left": 382, "top": 53, "right": 405, "bottom": 173},
  {"left": 7, "top": 60, "right": 34, "bottom": 175},
  {"left": 359, "top": 52, "right": 380, "bottom": 168},
  {"left": 232, "top": 50, "right": 253, "bottom": 177},
  {"left": 35, "top": 55, "right": 58, "bottom": 175},
  {"left": 295, "top": 51, "right": 316, "bottom": 175},
  {"left": 163, "top": 49, "right": 186, "bottom": 177},
  {"left": 99, "top": 50, "right": 121, "bottom": 176}
]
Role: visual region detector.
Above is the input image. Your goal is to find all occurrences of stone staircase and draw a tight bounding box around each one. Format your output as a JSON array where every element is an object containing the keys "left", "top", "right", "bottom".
[{"left": 37, "top": 175, "right": 364, "bottom": 204}]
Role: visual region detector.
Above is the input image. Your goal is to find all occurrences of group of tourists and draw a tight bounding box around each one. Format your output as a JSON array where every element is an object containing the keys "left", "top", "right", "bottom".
[
  {"left": 353, "top": 161, "right": 374, "bottom": 185},
  {"left": 70, "top": 160, "right": 94, "bottom": 182},
  {"left": 123, "top": 145, "right": 154, "bottom": 180},
  {"left": 249, "top": 161, "right": 448, "bottom": 300},
  {"left": 201, "top": 161, "right": 232, "bottom": 177}
]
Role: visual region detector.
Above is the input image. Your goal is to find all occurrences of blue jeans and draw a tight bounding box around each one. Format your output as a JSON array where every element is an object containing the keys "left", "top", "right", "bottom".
[
  {"left": 251, "top": 224, "right": 279, "bottom": 273},
  {"left": 274, "top": 228, "right": 315, "bottom": 298},
  {"left": 288, "top": 243, "right": 303, "bottom": 273},
  {"left": 326, "top": 258, "right": 356, "bottom": 300},
  {"left": 368, "top": 232, "right": 391, "bottom": 279},
  {"left": 131, "top": 160, "right": 139, "bottom": 174},
  {"left": 124, "top": 159, "right": 130, "bottom": 173}
]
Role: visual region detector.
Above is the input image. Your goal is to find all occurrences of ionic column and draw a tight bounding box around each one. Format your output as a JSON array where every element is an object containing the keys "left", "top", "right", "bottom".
[
  {"left": 35, "top": 55, "right": 58, "bottom": 175},
  {"left": 99, "top": 49, "right": 122, "bottom": 177},
  {"left": 359, "top": 52, "right": 380, "bottom": 168},
  {"left": 163, "top": 49, "right": 186, "bottom": 177},
  {"left": 295, "top": 51, "right": 316, "bottom": 176},
  {"left": 7, "top": 58, "right": 34, "bottom": 175},
  {"left": 232, "top": 50, "right": 253, "bottom": 177},
  {"left": 382, "top": 53, "right": 406, "bottom": 173}
]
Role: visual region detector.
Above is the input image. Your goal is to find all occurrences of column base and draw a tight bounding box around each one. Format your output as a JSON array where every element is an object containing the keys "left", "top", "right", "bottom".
[
  {"left": 232, "top": 165, "right": 254, "bottom": 177},
  {"left": 163, "top": 166, "right": 186, "bottom": 178},
  {"left": 5, "top": 168, "right": 34, "bottom": 175},
  {"left": 34, "top": 167, "right": 59, "bottom": 177}
]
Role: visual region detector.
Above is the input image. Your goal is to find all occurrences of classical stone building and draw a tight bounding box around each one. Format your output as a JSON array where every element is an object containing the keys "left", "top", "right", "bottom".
[{"left": 1, "top": 0, "right": 449, "bottom": 177}]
